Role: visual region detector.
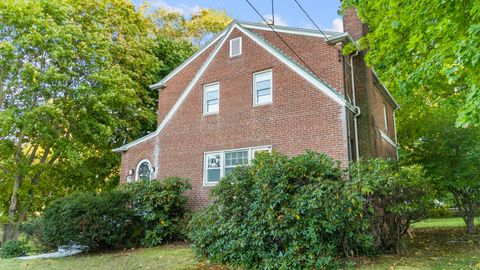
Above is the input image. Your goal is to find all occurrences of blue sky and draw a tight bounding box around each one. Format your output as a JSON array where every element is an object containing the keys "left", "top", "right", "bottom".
[{"left": 131, "top": 0, "right": 344, "bottom": 32}]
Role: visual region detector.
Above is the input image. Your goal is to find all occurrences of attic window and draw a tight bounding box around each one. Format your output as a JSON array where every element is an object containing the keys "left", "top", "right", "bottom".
[{"left": 229, "top": 37, "right": 242, "bottom": 57}]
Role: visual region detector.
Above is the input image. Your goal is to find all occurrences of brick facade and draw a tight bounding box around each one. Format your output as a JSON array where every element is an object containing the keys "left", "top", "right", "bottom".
[{"left": 117, "top": 13, "right": 398, "bottom": 210}]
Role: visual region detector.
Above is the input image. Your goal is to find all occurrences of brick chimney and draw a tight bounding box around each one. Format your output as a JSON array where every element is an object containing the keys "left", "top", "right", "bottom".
[{"left": 342, "top": 7, "right": 368, "bottom": 40}]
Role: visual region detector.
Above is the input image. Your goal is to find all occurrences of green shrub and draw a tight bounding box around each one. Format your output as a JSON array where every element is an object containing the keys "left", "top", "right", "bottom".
[
  {"left": 41, "top": 177, "right": 191, "bottom": 251},
  {"left": 350, "top": 159, "right": 434, "bottom": 253},
  {"left": 20, "top": 217, "right": 51, "bottom": 252},
  {"left": 189, "top": 151, "right": 373, "bottom": 269},
  {"left": 0, "top": 240, "right": 29, "bottom": 258},
  {"left": 42, "top": 189, "right": 140, "bottom": 251},
  {"left": 120, "top": 176, "right": 191, "bottom": 246}
]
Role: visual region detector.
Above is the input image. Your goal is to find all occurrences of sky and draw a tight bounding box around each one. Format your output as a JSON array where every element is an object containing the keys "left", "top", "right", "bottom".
[{"left": 131, "top": 0, "right": 344, "bottom": 32}]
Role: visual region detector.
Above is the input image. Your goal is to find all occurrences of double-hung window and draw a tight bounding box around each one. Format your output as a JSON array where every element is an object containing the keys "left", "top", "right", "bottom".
[
  {"left": 224, "top": 150, "right": 249, "bottom": 176},
  {"left": 204, "top": 82, "right": 219, "bottom": 115},
  {"left": 203, "top": 146, "right": 271, "bottom": 186},
  {"left": 205, "top": 153, "right": 222, "bottom": 185},
  {"left": 253, "top": 70, "right": 272, "bottom": 106}
]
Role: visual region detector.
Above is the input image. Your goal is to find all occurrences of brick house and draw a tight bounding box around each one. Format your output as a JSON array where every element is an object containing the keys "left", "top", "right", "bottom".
[{"left": 113, "top": 9, "right": 399, "bottom": 210}]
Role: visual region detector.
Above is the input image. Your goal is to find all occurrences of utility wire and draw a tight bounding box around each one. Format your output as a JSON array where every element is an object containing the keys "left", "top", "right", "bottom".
[
  {"left": 292, "top": 0, "right": 332, "bottom": 44},
  {"left": 244, "top": 0, "right": 323, "bottom": 80},
  {"left": 291, "top": 0, "right": 362, "bottom": 78}
]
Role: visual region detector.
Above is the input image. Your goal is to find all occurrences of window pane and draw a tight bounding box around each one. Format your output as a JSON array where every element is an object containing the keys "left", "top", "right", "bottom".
[
  {"left": 257, "top": 94, "right": 272, "bottom": 104},
  {"left": 257, "top": 88, "right": 271, "bottom": 97},
  {"left": 206, "top": 90, "right": 218, "bottom": 100},
  {"left": 207, "top": 168, "right": 221, "bottom": 183},
  {"left": 207, "top": 154, "right": 221, "bottom": 168},
  {"left": 207, "top": 103, "right": 219, "bottom": 113},
  {"left": 256, "top": 80, "right": 270, "bottom": 90},
  {"left": 225, "top": 150, "right": 248, "bottom": 166},
  {"left": 138, "top": 162, "right": 151, "bottom": 181},
  {"left": 224, "top": 167, "right": 235, "bottom": 176}
]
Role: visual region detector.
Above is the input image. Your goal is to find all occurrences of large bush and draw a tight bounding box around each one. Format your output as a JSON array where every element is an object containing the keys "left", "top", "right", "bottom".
[
  {"left": 350, "top": 159, "right": 434, "bottom": 253},
  {"left": 42, "top": 177, "right": 190, "bottom": 250},
  {"left": 189, "top": 151, "right": 373, "bottom": 269},
  {"left": 43, "top": 189, "right": 140, "bottom": 250},
  {"left": 120, "top": 176, "right": 191, "bottom": 246}
]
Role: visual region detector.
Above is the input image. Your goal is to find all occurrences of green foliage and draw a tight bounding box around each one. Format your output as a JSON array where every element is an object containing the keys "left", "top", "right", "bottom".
[
  {"left": 19, "top": 217, "right": 50, "bottom": 252},
  {"left": 148, "top": 7, "right": 231, "bottom": 47},
  {"left": 0, "top": 0, "right": 164, "bottom": 239},
  {"left": 399, "top": 97, "right": 480, "bottom": 233},
  {"left": 42, "top": 189, "right": 140, "bottom": 250},
  {"left": 350, "top": 159, "right": 434, "bottom": 253},
  {"left": 189, "top": 151, "right": 373, "bottom": 269},
  {"left": 41, "top": 177, "right": 190, "bottom": 250},
  {"left": 120, "top": 177, "right": 191, "bottom": 247},
  {"left": 342, "top": 0, "right": 480, "bottom": 127},
  {"left": 0, "top": 240, "right": 29, "bottom": 258}
]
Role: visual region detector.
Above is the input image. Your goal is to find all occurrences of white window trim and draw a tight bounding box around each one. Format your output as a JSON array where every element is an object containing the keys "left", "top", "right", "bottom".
[
  {"left": 253, "top": 69, "right": 273, "bottom": 106},
  {"left": 383, "top": 104, "right": 389, "bottom": 131},
  {"left": 229, "top": 37, "right": 242, "bottom": 57},
  {"left": 135, "top": 159, "right": 152, "bottom": 182},
  {"left": 203, "top": 82, "right": 220, "bottom": 115},
  {"left": 379, "top": 130, "right": 397, "bottom": 148},
  {"left": 203, "top": 145, "right": 272, "bottom": 186}
]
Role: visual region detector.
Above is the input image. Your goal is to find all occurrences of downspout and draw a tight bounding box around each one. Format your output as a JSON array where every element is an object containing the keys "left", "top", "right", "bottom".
[{"left": 351, "top": 50, "right": 361, "bottom": 161}]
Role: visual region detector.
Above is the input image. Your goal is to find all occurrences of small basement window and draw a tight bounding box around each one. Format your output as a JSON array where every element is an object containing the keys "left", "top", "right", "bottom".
[
  {"left": 253, "top": 70, "right": 272, "bottom": 106},
  {"left": 229, "top": 37, "right": 242, "bottom": 57},
  {"left": 203, "top": 82, "right": 219, "bottom": 115}
]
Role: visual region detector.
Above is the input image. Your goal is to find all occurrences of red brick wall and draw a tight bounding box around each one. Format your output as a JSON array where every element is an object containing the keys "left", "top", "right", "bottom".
[
  {"left": 157, "top": 43, "right": 217, "bottom": 125},
  {"left": 155, "top": 28, "right": 349, "bottom": 209},
  {"left": 119, "top": 25, "right": 397, "bottom": 210},
  {"left": 352, "top": 53, "right": 397, "bottom": 160},
  {"left": 252, "top": 29, "right": 345, "bottom": 95}
]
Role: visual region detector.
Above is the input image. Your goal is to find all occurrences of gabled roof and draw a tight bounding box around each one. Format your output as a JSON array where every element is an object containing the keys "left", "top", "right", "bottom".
[
  {"left": 113, "top": 21, "right": 366, "bottom": 152},
  {"left": 150, "top": 21, "right": 348, "bottom": 89}
]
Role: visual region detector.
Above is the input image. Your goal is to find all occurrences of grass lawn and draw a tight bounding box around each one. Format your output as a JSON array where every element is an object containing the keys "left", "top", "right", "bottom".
[
  {"left": 412, "top": 216, "right": 479, "bottom": 229},
  {"left": 1, "top": 218, "right": 479, "bottom": 270}
]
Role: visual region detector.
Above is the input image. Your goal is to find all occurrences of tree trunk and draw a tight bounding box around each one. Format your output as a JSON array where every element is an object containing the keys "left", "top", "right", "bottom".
[{"left": 463, "top": 206, "right": 476, "bottom": 234}]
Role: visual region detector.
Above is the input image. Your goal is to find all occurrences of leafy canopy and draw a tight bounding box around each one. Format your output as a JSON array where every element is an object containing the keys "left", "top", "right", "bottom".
[
  {"left": 0, "top": 0, "right": 160, "bottom": 227},
  {"left": 342, "top": 0, "right": 480, "bottom": 127}
]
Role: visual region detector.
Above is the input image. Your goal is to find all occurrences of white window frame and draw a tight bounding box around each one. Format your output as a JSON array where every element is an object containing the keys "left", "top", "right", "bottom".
[
  {"left": 203, "top": 145, "right": 272, "bottom": 186},
  {"left": 229, "top": 37, "right": 242, "bottom": 57},
  {"left": 253, "top": 69, "right": 273, "bottom": 106},
  {"left": 135, "top": 159, "right": 152, "bottom": 182},
  {"left": 203, "top": 82, "right": 220, "bottom": 115},
  {"left": 252, "top": 146, "right": 272, "bottom": 159},
  {"left": 383, "top": 104, "right": 389, "bottom": 131}
]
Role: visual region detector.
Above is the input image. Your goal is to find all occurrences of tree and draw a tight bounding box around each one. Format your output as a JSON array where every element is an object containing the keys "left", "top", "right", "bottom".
[
  {"left": 0, "top": 0, "right": 161, "bottom": 242},
  {"left": 342, "top": 0, "right": 480, "bottom": 128},
  {"left": 149, "top": 7, "right": 231, "bottom": 47},
  {"left": 399, "top": 97, "right": 480, "bottom": 234}
]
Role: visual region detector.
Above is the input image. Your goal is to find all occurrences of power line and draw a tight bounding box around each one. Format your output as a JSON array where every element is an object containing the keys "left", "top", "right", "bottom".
[
  {"left": 291, "top": 0, "right": 362, "bottom": 77},
  {"left": 243, "top": 0, "right": 323, "bottom": 80},
  {"left": 291, "top": 0, "right": 332, "bottom": 44}
]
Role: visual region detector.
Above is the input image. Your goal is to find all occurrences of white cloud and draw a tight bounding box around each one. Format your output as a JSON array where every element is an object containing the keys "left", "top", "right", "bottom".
[
  {"left": 326, "top": 17, "right": 343, "bottom": 32},
  {"left": 149, "top": 0, "right": 202, "bottom": 15},
  {"left": 263, "top": 14, "right": 288, "bottom": 27}
]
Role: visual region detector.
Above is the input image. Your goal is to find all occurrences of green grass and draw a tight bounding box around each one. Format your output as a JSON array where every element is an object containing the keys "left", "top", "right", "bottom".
[
  {"left": 0, "top": 244, "right": 212, "bottom": 270},
  {"left": 412, "top": 217, "right": 479, "bottom": 229},
  {"left": 1, "top": 218, "right": 479, "bottom": 270}
]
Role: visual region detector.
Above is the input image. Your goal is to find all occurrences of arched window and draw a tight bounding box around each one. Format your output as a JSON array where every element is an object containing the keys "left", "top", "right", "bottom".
[{"left": 135, "top": 159, "right": 151, "bottom": 181}]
